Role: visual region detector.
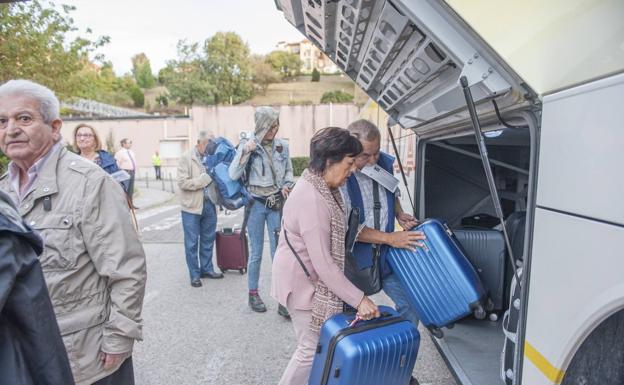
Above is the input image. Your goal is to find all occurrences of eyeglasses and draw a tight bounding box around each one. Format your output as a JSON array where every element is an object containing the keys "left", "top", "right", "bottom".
[{"left": 76, "top": 133, "right": 94, "bottom": 139}]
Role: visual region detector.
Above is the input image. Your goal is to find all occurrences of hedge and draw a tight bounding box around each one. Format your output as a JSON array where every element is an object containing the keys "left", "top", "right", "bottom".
[{"left": 291, "top": 157, "right": 309, "bottom": 176}]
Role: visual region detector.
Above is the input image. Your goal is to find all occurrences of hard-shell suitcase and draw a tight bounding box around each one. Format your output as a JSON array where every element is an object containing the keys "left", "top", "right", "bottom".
[
  {"left": 387, "top": 219, "right": 486, "bottom": 337},
  {"left": 308, "top": 306, "right": 420, "bottom": 385},
  {"left": 215, "top": 228, "right": 248, "bottom": 274},
  {"left": 453, "top": 228, "right": 506, "bottom": 311}
]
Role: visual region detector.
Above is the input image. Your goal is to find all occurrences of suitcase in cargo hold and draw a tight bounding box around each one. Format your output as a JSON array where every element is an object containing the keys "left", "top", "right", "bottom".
[
  {"left": 453, "top": 228, "right": 506, "bottom": 311},
  {"left": 215, "top": 228, "right": 248, "bottom": 274},
  {"left": 308, "top": 306, "right": 420, "bottom": 385},
  {"left": 387, "top": 219, "right": 486, "bottom": 338}
]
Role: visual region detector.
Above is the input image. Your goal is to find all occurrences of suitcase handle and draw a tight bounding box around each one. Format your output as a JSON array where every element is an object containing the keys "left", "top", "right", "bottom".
[{"left": 348, "top": 311, "right": 395, "bottom": 328}]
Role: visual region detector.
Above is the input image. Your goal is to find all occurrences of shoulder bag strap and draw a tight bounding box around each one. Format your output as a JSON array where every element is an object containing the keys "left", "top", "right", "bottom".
[
  {"left": 372, "top": 180, "right": 381, "bottom": 257},
  {"left": 284, "top": 228, "right": 311, "bottom": 280}
]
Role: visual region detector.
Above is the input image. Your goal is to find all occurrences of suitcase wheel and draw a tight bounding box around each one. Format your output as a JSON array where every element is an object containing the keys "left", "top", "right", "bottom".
[
  {"left": 429, "top": 326, "right": 444, "bottom": 339},
  {"left": 239, "top": 268, "right": 246, "bottom": 275},
  {"left": 473, "top": 305, "right": 487, "bottom": 320}
]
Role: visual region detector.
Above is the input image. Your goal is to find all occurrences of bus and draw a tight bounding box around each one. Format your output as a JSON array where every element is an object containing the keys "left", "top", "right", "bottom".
[{"left": 275, "top": 1, "right": 624, "bottom": 384}]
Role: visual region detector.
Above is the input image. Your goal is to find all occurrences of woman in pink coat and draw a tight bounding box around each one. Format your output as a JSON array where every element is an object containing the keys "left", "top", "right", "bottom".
[{"left": 271, "top": 127, "right": 381, "bottom": 385}]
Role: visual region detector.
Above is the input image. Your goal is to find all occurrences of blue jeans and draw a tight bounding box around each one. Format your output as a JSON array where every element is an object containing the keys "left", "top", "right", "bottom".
[
  {"left": 181, "top": 201, "right": 217, "bottom": 281},
  {"left": 247, "top": 201, "right": 281, "bottom": 291},
  {"left": 383, "top": 273, "right": 420, "bottom": 327}
]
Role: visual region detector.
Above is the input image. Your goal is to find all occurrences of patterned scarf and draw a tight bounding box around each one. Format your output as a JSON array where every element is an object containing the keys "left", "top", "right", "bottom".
[{"left": 302, "top": 169, "right": 348, "bottom": 334}]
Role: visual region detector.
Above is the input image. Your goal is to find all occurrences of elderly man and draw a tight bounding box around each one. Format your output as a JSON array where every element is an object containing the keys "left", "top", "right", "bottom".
[
  {"left": 229, "top": 106, "right": 294, "bottom": 316},
  {"left": 0, "top": 189, "right": 75, "bottom": 385},
  {"left": 114, "top": 138, "right": 138, "bottom": 207},
  {"left": 0, "top": 79, "right": 147, "bottom": 385},
  {"left": 177, "top": 131, "right": 224, "bottom": 287},
  {"left": 342, "top": 119, "right": 425, "bottom": 385}
]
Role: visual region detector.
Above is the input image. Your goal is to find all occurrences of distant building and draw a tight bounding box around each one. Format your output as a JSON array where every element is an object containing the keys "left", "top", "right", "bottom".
[{"left": 276, "top": 39, "right": 339, "bottom": 74}]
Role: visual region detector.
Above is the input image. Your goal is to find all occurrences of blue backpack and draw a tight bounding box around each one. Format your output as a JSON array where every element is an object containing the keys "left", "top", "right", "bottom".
[{"left": 203, "top": 137, "right": 251, "bottom": 210}]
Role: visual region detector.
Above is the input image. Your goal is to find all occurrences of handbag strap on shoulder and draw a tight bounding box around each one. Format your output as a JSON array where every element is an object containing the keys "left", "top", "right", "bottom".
[{"left": 284, "top": 228, "right": 311, "bottom": 280}]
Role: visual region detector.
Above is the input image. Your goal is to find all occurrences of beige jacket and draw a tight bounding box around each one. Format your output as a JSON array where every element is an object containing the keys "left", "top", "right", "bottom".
[
  {"left": 177, "top": 149, "right": 214, "bottom": 214},
  {"left": 0, "top": 147, "right": 147, "bottom": 385}
]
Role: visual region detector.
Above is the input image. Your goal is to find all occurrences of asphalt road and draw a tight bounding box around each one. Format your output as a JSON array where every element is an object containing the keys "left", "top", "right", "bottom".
[{"left": 133, "top": 205, "right": 457, "bottom": 385}]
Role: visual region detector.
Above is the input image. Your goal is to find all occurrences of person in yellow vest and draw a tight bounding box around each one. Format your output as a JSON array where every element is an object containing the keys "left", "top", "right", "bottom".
[{"left": 152, "top": 150, "right": 162, "bottom": 180}]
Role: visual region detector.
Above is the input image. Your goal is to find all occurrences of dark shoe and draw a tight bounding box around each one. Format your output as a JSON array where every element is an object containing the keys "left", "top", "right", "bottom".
[
  {"left": 248, "top": 294, "right": 267, "bottom": 313},
  {"left": 278, "top": 304, "right": 291, "bottom": 319},
  {"left": 409, "top": 376, "right": 420, "bottom": 385},
  {"left": 190, "top": 279, "right": 202, "bottom": 288},
  {"left": 201, "top": 271, "right": 224, "bottom": 279}
]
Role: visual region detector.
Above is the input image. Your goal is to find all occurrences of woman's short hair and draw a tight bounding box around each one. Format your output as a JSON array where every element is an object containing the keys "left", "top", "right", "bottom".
[
  {"left": 73, "top": 124, "right": 102, "bottom": 153},
  {"left": 309, "top": 127, "right": 362, "bottom": 173}
]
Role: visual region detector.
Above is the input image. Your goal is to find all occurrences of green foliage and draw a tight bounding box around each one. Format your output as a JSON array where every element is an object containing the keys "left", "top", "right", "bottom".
[
  {"left": 203, "top": 32, "right": 253, "bottom": 104},
  {"left": 250, "top": 54, "right": 279, "bottom": 95},
  {"left": 160, "top": 40, "right": 215, "bottom": 106},
  {"left": 0, "top": 152, "right": 9, "bottom": 174},
  {"left": 131, "top": 53, "right": 156, "bottom": 88},
  {"left": 266, "top": 51, "right": 302, "bottom": 79},
  {"left": 311, "top": 68, "right": 320, "bottom": 82},
  {"left": 291, "top": 157, "right": 309, "bottom": 177},
  {"left": 0, "top": 1, "right": 109, "bottom": 98},
  {"left": 128, "top": 83, "right": 144, "bottom": 107},
  {"left": 155, "top": 93, "right": 169, "bottom": 107},
  {"left": 320, "top": 90, "right": 354, "bottom": 104}
]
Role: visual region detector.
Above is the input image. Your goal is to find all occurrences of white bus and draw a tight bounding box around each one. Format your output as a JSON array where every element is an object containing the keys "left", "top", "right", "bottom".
[{"left": 276, "top": 1, "right": 624, "bottom": 384}]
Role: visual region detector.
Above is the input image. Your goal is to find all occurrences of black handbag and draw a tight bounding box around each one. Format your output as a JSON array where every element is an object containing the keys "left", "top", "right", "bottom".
[{"left": 344, "top": 182, "right": 383, "bottom": 295}]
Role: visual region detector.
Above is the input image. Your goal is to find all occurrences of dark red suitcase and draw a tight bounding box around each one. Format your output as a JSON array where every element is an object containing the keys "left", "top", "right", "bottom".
[{"left": 215, "top": 228, "right": 248, "bottom": 274}]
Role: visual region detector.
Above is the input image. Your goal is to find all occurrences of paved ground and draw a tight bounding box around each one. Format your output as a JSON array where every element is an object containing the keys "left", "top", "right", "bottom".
[{"left": 132, "top": 199, "right": 458, "bottom": 385}]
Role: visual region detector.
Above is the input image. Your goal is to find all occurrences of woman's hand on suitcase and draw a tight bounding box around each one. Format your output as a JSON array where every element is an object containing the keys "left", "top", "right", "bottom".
[
  {"left": 385, "top": 231, "right": 426, "bottom": 251},
  {"left": 357, "top": 296, "right": 381, "bottom": 321}
]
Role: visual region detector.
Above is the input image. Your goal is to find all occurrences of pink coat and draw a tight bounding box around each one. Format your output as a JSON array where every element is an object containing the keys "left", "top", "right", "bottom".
[{"left": 271, "top": 177, "right": 364, "bottom": 311}]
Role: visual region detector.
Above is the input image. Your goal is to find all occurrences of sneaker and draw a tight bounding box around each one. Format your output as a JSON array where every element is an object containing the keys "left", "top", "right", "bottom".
[
  {"left": 248, "top": 293, "right": 267, "bottom": 313},
  {"left": 409, "top": 376, "right": 420, "bottom": 385},
  {"left": 190, "top": 279, "right": 202, "bottom": 288},
  {"left": 278, "top": 304, "right": 291, "bottom": 319}
]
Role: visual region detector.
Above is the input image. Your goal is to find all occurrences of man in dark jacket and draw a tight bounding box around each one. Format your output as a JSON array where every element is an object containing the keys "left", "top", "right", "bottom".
[{"left": 0, "top": 189, "right": 75, "bottom": 385}]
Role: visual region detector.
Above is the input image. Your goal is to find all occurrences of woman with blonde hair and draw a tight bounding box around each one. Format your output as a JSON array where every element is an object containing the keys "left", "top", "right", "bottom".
[
  {"left": 73, "top": 124, "right": 119, "bottom": 174},
  {"left": 73, "top": 124, "right": 129, "bottom": 191}
]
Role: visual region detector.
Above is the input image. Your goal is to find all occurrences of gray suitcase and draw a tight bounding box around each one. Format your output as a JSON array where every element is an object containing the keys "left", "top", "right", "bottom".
[{"left": 453, "top": 228, "right": 506, "bottom": 311}]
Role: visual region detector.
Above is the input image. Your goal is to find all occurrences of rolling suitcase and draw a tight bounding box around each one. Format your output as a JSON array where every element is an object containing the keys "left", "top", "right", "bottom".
[
  {"left": 453, "top": 228, "right": 506, "bottom": 311},
  {"left": 215, "top": 205, "right": 251, "bottom": 274},
  {"left": 215, "top": 227, "right": 248, "bottom": 274},
  {"left": 387, "top": 219, "right": 486, "bottom": 338},
  {"left": 308, "top": 306, "right": 420, "bottom": 385}
]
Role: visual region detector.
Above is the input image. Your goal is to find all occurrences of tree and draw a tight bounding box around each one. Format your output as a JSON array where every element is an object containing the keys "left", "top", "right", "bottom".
[
  {"left": 160, "top": 40, "right": 215, "bottom": 106},
  {"left": 311, "top": 68, "right": 321, "bottom": 82},
  {"left": 265, "top": 51, "right": 302, "bottom": 79},
  {"left": 131, "top": 53, "right": 156, "bottom": 88},
  {"left": 320, "top": 90, "right": 354, "bottom": 103},
  {"left": 203, "top": 32, "right": 253, "bottom": 104},
  {"left": 0, "top": 0, "right": 109, "bottom": 99},
  {"left": 250, "top": 55, "right": 279, "bottom": 95}
]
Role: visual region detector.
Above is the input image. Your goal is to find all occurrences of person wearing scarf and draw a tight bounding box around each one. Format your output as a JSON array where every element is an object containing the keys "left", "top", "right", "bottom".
[{"left": 271, "top": 127, "right": 381, "bottom": 385}]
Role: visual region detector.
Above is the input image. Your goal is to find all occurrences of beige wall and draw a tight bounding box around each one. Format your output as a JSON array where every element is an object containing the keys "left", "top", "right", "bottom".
[{"left": 62, "top": 104, "right": 360, "bottom": 178}]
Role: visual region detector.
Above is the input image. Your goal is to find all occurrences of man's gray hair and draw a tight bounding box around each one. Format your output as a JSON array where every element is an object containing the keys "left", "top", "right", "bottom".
[
  {"left": 347, "top": 119, "right": 380, "bottom": 141},
  {"left": 197, "top": 130, "right": 214, "bottom": 143},
  {"left": 0, "top": 79, "right": 60, "bottom": 124}
]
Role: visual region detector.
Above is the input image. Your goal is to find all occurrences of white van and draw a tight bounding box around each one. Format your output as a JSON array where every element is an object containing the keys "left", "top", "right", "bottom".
[{"left": 277, "top": 1, "right": 624, "bottom": 384}]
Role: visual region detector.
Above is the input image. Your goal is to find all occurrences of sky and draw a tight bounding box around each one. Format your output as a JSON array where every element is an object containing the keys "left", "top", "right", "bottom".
[{"left": 59, "top": 0, "right": 304, "bottom": 75}]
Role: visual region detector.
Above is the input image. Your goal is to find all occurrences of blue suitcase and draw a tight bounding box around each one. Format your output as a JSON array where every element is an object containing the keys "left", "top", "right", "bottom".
[
  {"left": 308, "top": 306, "right": 420, "bottom": 385},
  {"left": 387, "top": 219, "right": 487, "bottom": 338}
]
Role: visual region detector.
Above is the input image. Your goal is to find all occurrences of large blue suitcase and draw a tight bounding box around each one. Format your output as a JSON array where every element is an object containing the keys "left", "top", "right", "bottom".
[
  {"left": 387, "top": 219, "right": 486, "bottom": 338},
  {"left": 308, "top": 306, "right": 420, "bottom": 385}
]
